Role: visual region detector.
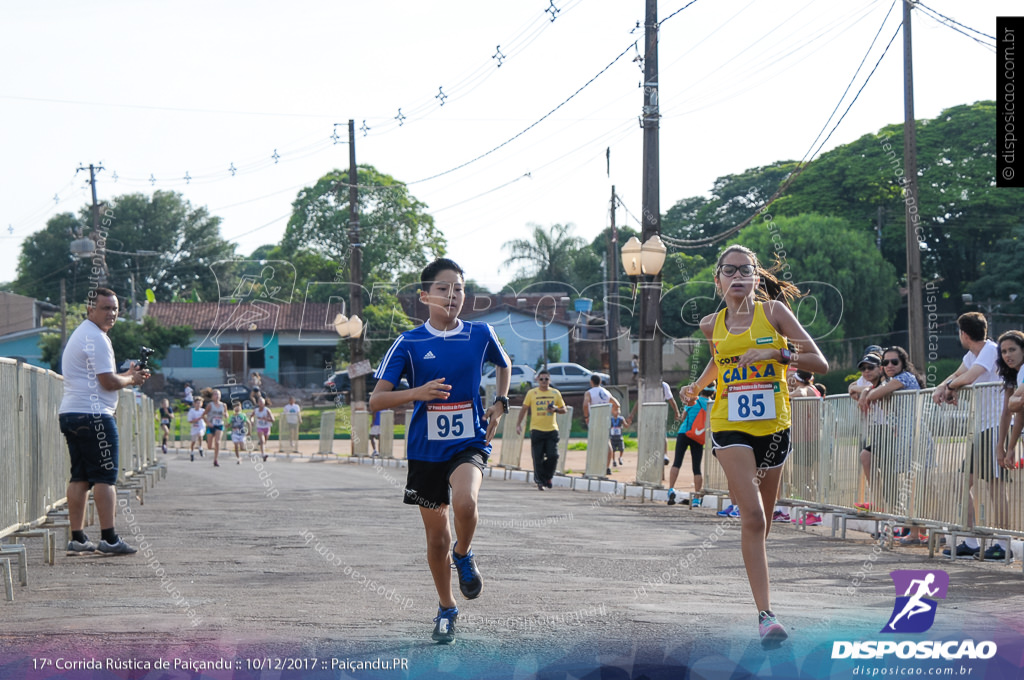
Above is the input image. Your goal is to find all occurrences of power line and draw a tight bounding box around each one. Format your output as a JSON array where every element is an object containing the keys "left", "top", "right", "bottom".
[
  {"left": 914, "top": 3, "right": 996, "bottom": 51},
  {"left": 665, "top": 18, "right": 904, "bottom": 250},
  {"left": 407, "top": 40, "right": 638, "bottom": 185},
  {"left": 915, "top": 2, "right": 995, "bottom": 41}
]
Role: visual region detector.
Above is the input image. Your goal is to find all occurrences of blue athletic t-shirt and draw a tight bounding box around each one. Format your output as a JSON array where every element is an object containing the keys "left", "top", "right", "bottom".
[{"left": 375, "top": 319, "right": 510, "bottom": 462}]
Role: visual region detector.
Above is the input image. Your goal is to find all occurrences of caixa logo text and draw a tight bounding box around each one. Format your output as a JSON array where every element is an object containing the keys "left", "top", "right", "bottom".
[{"left": 831, "top": 640, "right": 997, "bottom": 661}]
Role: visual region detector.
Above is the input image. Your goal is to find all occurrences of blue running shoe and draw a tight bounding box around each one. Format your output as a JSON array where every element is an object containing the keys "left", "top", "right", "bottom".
[
  {"left": 717, "top": 504, "right": 740, "bottom": 517},
  {"left": 432, "top": 604, "right": 459, "bottom": 643},
  {"left": 452, "top": 542, "right": 483, "bottom": 599}
]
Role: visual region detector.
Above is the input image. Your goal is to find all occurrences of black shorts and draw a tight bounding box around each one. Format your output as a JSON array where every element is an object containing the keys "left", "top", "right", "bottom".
[
  {"left": 967, "top": 427, "right": 1006, "bottom": 482},
  {"left": 711, "top": 429, "right": 791, "bottom": 469},
  {"left": 60, "top": 413, "right": 119, "bottom": 486},
  {"left": 610, "top": 435, "right": 624, "bottom": 453},
  {"left": 404, "top": 448, "right": 487, "bottom": 509}
]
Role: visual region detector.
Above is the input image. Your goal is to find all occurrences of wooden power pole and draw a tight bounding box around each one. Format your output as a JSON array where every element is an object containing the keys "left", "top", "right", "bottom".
[
  {"left": 348, "top": 120, "right": 367, "bottom": 405},
  {"left": 639, "top": 0, "right": 662, "bottom": 406},
  {"left": 903, "top": 0, "right": 926, "bottom": 368}
]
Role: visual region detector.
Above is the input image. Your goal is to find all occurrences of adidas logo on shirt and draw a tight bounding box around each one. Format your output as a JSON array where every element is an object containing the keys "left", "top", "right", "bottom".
[{"left": 423, "top": 351, "right": 436, "bottom": 359}]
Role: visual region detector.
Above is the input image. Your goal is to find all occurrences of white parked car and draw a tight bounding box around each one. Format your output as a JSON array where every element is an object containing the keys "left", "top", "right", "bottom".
[
  {"left": 480, "top": 364, "right": 537, "bottom": 394},
  {"left": 538, "top": 362, "right": 611, "bottom": 392}
]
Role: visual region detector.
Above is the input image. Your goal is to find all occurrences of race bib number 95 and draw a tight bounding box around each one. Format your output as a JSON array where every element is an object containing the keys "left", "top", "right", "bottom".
[
  {"left": 427, "top": 401, "right": 474, "bottom": 441},
  {"left": 727, "top": 383, "right": 776, "bottom": 422}
]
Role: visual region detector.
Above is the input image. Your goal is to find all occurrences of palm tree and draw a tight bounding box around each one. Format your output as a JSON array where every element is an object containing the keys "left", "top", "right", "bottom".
[{"left": 502, "top": 223, "right": 586, "bottom": 292}]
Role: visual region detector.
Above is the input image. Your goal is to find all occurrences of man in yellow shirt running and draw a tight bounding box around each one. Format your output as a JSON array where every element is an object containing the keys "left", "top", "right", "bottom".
[{"left": 516, "top": 369, "right": 567, "bottom": 491}]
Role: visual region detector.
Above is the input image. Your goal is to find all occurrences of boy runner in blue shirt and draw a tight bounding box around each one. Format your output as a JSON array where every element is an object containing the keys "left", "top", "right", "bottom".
[{"left": 370, "top": 258, "right": 511, "bottom": 644}]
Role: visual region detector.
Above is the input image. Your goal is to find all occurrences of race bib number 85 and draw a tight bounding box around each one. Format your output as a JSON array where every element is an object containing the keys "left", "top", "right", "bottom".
[
  {"left": 427, "top": 401, "right": 474, "bottom": 441},
  {"left": 727, "top": 383, "right": 776, "bottom": 422}
]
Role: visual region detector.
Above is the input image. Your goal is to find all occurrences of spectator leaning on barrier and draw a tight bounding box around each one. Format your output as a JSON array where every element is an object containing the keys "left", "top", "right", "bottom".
[
  {"left": 515, "top": 368, "right": 567, "bottom": 491},
  {"left": 860, "top": 346, "right": 925, "bottom": 544},
  {"left": 59, "top": 287, "right": 150, "bottom": 556},
  {"left": 850, "top": 351, "right": 884, "bottom": 509},
  {"left": 934, "top": 312, "right": 1010, "bottom": 561},
  {"left": 996, "top": 330, "right": 1024, "bottom": 470}
]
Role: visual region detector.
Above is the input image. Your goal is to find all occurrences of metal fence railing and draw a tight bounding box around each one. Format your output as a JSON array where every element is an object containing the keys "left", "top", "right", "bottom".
[
  {"left": 699, "top": 383, "right": 1024, "bottom": 545},
  {"left": 0, "top": 358, "right": 161, "bottom": 542}
]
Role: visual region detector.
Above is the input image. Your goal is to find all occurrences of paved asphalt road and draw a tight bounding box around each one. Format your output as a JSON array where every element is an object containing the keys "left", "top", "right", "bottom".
[{"left": 2, "top": 448, "right": 1023, "bottom": 679}]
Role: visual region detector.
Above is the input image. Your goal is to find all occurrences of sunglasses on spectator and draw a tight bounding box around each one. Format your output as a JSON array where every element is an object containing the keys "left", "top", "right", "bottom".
[
  {"left": 538, "top": 377, "right": 550, "bottom": 381},
  {"left": 717, "top": 264, "right": 756, "bottom": 277},
  {"left": 881, "top": 359, "right": 901, "bottom": 367}
]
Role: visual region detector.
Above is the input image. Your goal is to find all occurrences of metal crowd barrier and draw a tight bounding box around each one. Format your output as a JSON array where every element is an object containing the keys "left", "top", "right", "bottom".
[
  {"left": 699, "top": 382, "right": 1024, "bottom": 551},
  {"left": 0, "top": 357, "right": 163, "bottom": 599}
]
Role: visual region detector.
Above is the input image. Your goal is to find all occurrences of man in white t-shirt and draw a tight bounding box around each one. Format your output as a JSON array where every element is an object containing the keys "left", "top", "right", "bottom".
[
  {"left": 583, "top": 374, "right": 620, "bottom": 476},
  {"left": 59, "top": 288, "right": 150, "bottom": 556},
  {"left": 934, "top": 312, "right": 1009, "bottom": 561}
]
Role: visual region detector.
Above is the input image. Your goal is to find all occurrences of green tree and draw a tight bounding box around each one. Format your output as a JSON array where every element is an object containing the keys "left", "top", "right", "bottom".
[
  {"left": 502, "top": 223, "right": 588, "bottom": 293},
  {"left": 968, "top": 224, "right": 1024, "bottom": 316},
  {"left": 777, "top": 102, "right": 1024, "bottom": 299},
  {"left": 675, "top": 214, "right": 900, "bottom": 355},
  {"left": 12, "top": 191, "right": 235, "bottom": 304},
  {"left": 281, "top": 166, "right": 445, "bottom": 294},
  {"left": 661, "top": 161, "right": 800, "bottom": 262}
]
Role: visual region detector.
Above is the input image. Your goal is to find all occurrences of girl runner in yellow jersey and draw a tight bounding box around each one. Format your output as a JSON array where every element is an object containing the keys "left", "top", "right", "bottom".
[{"left": 683, "top": 244, "right": 828, "bottom": 648}]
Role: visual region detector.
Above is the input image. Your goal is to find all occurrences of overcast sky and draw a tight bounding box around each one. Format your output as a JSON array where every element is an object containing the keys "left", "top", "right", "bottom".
[{"left": 0, "top": 0, "right": 1010, "bottom": 298}]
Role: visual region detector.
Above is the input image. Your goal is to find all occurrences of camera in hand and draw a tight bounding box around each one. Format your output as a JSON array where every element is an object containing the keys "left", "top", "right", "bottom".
[{"left": 138, "top": 346, "right": 155, "bottom": 371}]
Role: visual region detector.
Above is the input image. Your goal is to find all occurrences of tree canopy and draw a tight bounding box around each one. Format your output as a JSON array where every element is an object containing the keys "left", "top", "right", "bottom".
[
  {"left": 281, "top": 165, "right": 445, "bottom": 294},
  {"left": 13, "top": 191, "right": 235, "bottom": 304}
]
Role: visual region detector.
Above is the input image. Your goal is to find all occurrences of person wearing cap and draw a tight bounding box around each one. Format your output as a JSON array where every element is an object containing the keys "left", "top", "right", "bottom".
[{"left": 849, "top": 351, "right": 884, "bottom": 508}]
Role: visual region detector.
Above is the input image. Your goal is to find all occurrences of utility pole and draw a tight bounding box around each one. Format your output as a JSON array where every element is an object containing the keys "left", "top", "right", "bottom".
[
  {"left": 902, "top": 0, "right": 926, "bottom": 368},
  {"left": 77, "top": 163, "right": 107, "bottom": 288},
  {"left": 348, "top": 119, "right": 367, "bottom": 405},
  {"left": 59, "top": 279, "right": 67, "bottom": 368},
  {"left": 639, "top": 0, "right": 662, "bottom": 406},
  {"left": 607, "top": 185, "right": 620, "bottom": 385}
]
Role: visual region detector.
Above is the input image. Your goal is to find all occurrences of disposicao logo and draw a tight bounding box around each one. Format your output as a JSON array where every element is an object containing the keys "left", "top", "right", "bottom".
[
  {"left": 831, "top": 570, "right": 997, "bottom": 661},
  {"left": 882, "top": 569, "right": 947, "bottom": 634}
]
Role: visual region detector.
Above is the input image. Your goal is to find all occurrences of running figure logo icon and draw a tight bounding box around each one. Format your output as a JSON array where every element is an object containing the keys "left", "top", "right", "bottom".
[{"left": 882, "top": 570, "right": 949, "bottom": 634}]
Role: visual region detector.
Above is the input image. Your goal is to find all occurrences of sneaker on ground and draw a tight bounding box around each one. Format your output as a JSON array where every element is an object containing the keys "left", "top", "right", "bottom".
[
  {"left": 804, "top": 513, "right": 823, "bottom": 526},
  {"left": 717, "top": 504, "right": 740, "bottom": 517},
  {"left": 612, "top": 460, "right": 618, "bottom": 467},
  {"left": 545, "top": 479, "right": 553, "bottom": 489},
  {"left": 758, "top": 611, "right": 789, "bottom": 649},
  {"left": 536, "top": 481, "right": 546, "bottom": 491},
  {"left": 667, "top": 490, "right": 677, "bottom": 506},
  {"left": 977, "top": 544, "right": 1011, "bottom": 561},
  {"left": 432, "top": 604, "right": 459, "bottom": 644},
  {"left": 606, "top": 468, "right": 612, "bottom": 476},
  {"left": 942, "top": 541, "right": 980, "bottom": 558},
  {"left": 680, "top": 497, "right": 691, "bottom": 506},
  {"left": 97, "top": 539, "right": 138, "bottom": 555},
  {"left": 618, "top": 457, "right": 624, "bottom": 466},
  {"left": 190, "top": 453, "right": 194, "bottom": 462},
  {"left": 66, "top": 539, "right": 96, "bottom": 555},
  {"left": 691, "top": 497, "right": 702, "bottom": 508},
  {"left": 451, "top": 542, "right": 483, "bottom": 599},
  {"left": 772, "top": 510, "right": 790, "bottom": 523}
]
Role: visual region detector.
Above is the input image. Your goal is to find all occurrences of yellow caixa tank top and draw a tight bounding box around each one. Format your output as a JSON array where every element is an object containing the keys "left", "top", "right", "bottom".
[{"left": 710, "top": 302, "right": 791, "bottom": 436}]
